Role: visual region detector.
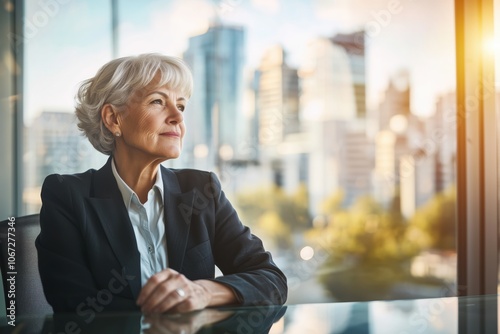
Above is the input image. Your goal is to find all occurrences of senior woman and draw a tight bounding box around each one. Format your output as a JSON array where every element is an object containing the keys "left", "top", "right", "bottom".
[{"left": 36, "top": 53, "right": 287, "bottom": 314}]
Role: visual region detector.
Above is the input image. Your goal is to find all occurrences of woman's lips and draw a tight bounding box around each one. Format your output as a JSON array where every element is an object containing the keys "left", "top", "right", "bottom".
[{"left": 160, "top": 131, "right": 180, "bottom": 137}]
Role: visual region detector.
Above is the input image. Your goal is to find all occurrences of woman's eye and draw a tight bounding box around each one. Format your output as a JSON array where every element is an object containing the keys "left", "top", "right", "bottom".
[
  {"left": 151, "top": 99, "right": 163, "bottom": 105},
  {"left": 177, "top": 105, "right": 185, "bottom": 112}
]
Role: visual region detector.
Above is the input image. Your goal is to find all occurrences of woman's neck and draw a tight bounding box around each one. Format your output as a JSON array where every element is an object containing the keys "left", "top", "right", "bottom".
[{"left": 112, "top": 150, "right": 162, "bottom": 204}]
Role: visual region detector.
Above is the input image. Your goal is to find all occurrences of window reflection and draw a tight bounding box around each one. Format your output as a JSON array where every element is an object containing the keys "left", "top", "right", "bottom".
[
  {"left": 278, "top": 298, "right": 458, "bottom": 333},
  {"left": 24, "top": 0, "right": 456, "bottom": 303}
]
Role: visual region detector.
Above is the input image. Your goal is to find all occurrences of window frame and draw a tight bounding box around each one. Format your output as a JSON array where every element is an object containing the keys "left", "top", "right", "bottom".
[
  {"left": 0, "top": 0, "right": 24, "bottom": 218},
  {"left": 455, "top": 0, "right": 497, "bottom": 331},
  {"left": 455, "top": 0, "right": 498, "bottom": 297}
]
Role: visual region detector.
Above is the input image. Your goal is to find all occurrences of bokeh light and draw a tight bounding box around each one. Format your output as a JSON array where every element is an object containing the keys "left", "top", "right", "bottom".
[{"left": 300, "top": 246, "right": 315, "bottom": 261}]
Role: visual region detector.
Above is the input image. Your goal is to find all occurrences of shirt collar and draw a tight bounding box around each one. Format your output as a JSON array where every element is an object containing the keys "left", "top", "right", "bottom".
[{"left": 111, "top": 158, "right": 165, "bottom": 208}]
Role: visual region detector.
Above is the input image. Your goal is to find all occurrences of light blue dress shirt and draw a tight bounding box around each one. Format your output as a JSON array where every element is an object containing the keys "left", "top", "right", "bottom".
[{"left": 111, "top": 159, "right": 168, "bottom": 286}]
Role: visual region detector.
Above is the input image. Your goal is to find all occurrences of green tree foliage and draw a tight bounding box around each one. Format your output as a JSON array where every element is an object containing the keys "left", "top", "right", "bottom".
[
  {"left": 256, "top": 211, "right": 292, "bottom": 249},
  {"left": 315, "top": 194, "right": 416, "bottom": 265},
  {"left": 320, "top": 189, "right": 344, "bottom": 215},
  {"left": 236, "top": 184, "right": 310, "bottom": 231},
  {"left": 406, "top": 186, "right": 456, "bottom": 251},
  {"left": 315, "top": 187, "right": 456, "bottom": 301},
  {"left": 235, "top": 184, "right": 310, "bottom": 249}
]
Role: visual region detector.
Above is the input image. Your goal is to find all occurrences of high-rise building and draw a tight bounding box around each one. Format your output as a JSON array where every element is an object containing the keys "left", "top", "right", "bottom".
[
  {"left": 373, "top": 129, "right": 409, "bottom": 208},
  {"left": 295, "top": 31, "right": 370, "bottom": 213},
  {"left": 300, "top": 38, "right": 357, "bottom": 121},
  {"left": 372, "top": 72, "right": 417, "bottom": 208},
  {"left": 331, "top": 31, "right": 366, "bottom": 119},
  {"left": 378, "top": 71, "right": 411, "bottom": 131},
  {"left": 24, "top": 111, "right": 106, "bottom": 212},
  {"left": 400, "top": 152, "right": 436, "bottom": 219},
  {"left": 373, "top": 109, "right": 430, "bottom": 211},
  {"left": 303, "top": 119, "right": 373, "bottom": 214},
  {"left": 433, "top": 92, "right": 456, "bottom": 193},
  {"left": 337, "top": 122, "right": 374, "bottom": 207},
  {"left": 300, "top": 31, "right": 366, "bottom": 122},
  {"left": 32, "top": 111, "right": 103, "bottom": 184},
  {"left": 256, "top": 45, "right": 300, "bottom": 147},
  {"left": 183, "top": 25, "right": 245, "bottom": 169}
]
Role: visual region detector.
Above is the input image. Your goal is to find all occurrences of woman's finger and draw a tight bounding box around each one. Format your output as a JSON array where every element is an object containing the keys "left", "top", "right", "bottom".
[{"left": 137, "top": 269, "right": 178, "bottom": 306}]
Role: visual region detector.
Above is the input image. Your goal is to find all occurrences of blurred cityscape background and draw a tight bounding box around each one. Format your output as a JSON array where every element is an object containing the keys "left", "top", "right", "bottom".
[{"left": 20, "top": 0, "right": 500, "bottom": 304}]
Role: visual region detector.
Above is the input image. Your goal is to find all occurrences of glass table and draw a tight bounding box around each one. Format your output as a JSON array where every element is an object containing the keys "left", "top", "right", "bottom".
[{"left": 2, "top": 294, "right": 498, "bottom": 333}]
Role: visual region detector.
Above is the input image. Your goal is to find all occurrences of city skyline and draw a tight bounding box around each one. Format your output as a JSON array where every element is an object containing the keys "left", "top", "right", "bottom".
[
  {"left": 24, "top": 0, "right": 456, "bottom": 125},
  {"left": 20, "top": 0, "right": 468, "bottom": 219}
]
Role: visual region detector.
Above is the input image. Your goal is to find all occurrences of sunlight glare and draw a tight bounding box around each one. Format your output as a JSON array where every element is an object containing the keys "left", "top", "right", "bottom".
[
  {"left": 484, "top": 36, "right": 500, "bottom": 58},
  {"left": 300, "top": 246, "right": 314, "bottom": 261}
]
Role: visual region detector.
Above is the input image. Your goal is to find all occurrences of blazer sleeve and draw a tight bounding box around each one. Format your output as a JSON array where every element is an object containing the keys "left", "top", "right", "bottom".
[
  {"left": 208, "top": 172, "right": 288, "bottom": 306},
  {"left": 36, "top": 174, "right": 137, "bottom": 312}
]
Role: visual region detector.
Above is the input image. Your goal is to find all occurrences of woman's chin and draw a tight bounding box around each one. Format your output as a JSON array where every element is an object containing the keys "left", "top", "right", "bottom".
[{"left": 162, "top": 149, "right": 182, "bottom": 160}]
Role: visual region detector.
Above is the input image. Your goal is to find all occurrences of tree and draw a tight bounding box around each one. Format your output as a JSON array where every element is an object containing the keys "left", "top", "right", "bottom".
[
  {"left": 235, "top": 184, "right": 311, "bottom": 249},
  {"left": 315, "top": 188, "right": 456, "bottom": 301},
  {"left": 256, "top": 211, "right": 292, "bottom": 249},
  {"left": 315, "top": 195, "right": 415, "bottom": 265},
  {"left": 407, "top": 186, "right": 456, "bottom": 251},
  {"left": 314, "top": 193, "right": 422, "bottom": 301}
]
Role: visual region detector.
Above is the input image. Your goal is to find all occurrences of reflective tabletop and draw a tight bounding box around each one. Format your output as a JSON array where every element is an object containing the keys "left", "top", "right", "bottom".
[{"left": 3, "top": 294, "right": 499, "bottom": 333}]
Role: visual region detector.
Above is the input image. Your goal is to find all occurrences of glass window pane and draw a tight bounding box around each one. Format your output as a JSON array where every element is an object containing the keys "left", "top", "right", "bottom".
[
  {"left": 23, "top": 1, "right": 112, "bottom": 213},
  {"left": 24, "top": 0, "right": 457, "bottom": 303}
]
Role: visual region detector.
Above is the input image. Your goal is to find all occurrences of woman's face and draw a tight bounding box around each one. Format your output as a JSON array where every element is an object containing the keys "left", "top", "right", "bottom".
[{"left": 117, "top": 81, "right": 187, "bottom": 162}]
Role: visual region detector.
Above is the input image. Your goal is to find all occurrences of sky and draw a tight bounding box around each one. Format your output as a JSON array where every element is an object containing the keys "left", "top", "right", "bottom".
[{"left": 23, "top": 0, "right": 462, "bottom": 124}]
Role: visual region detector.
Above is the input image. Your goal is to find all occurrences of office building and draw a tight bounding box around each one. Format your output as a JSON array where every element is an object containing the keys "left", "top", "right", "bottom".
[
  {"left": 255, "top": 45, "right": 300, "bottom": 147},
  {"left": 331, "top": 31, "right": 367, "bottom": 119},
  {"left": 183, "top": 25, "right": 245, "bottom": 169},
  {"left": 400, "top": 152, "right": 437, "bottom": 219},
  {"left": 378, "top": 71, "right": 411, "bottom": 132},
  {"left": 433, "top": 92, "right": 457, "bottom": 193},
  {"left": 373, "top": 129, "right": 409, "bottom": 208},
  {"left": 300, "top": 38, "right": 358, "bottom": 121},
  {"left": 337, "top": 122, "right": 374, "bottom": 207},
  {"left": 301, "top": 119, "right": 373, "bottom": 214},
  {"left": 24, "top": 111, "right": 106, "bottom": 212}
]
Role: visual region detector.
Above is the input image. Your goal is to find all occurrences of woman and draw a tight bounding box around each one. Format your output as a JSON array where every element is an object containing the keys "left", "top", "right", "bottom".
[{"left": 36, "top": 53, "right": 287, "bottom": 314}]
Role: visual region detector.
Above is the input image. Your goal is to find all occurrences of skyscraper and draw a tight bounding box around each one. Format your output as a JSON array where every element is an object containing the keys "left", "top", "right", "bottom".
[
  {"left": 378, "top": 70, "right": 411, "bottom": 131},
  {"left": 183, "top": 25, "right": 245, "bottom": 169},
  {"left": 300, "top": 31, "right": 366, "bottom": 122},
  {"left": 256, "top": 45, "right": 300, "bottom": 147},
  {"left": 300, "top": 37, "right": 357, "bottom": 121},
  {"left": 336, "top": 122, "right": 374, "bottom": 207},
  {"left": 24, "top": 111, "right": 106, "bottom": 212},
  {"left": 373, "top": 129, "right": 409, "bottom": 208},
  {"left": 400, "top": 152, "right": 436, "bottom": 219},
  {"left": 433, "top": 92, "right": 456, "bottom": 193},
  {"left": 331, "top": 31, "right": 366, "bottom": 119}
]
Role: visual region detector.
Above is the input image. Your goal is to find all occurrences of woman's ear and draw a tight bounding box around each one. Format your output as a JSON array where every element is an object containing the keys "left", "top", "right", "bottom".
[{"left": 101, "top": 104, "right": 120, "bottom": 134}]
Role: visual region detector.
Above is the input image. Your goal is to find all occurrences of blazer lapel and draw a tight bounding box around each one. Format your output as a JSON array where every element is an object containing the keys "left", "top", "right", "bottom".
[
  {"left": 161, "top": 167, "right": 196, "bottom": 272},
  {"left": 86, "top": 158, "right": 142, "bottom": 300}
]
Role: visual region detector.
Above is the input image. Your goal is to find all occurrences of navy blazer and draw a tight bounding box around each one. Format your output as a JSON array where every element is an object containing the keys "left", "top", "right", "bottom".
[{"left": 36, "top": 158, "right": 287, "bottom": 313}]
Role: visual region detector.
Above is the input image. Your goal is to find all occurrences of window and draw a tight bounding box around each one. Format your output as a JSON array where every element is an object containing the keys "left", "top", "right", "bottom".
[{"left": 20, "top": 0, "right": 457, "bottom": 303}]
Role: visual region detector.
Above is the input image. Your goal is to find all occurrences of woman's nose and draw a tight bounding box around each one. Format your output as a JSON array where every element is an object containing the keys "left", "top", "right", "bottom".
[{"left": 168, "top": 104, "right": 183, "bottom": 124}]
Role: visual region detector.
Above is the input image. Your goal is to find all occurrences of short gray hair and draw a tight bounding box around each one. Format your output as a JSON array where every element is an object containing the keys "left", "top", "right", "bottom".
[{"left": 75, "top": 53, "right": 193, "bottom": 155}]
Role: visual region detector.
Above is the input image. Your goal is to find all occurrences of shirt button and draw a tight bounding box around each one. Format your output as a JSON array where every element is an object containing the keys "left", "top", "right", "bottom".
[{"left": 148, "top": 246, "right": 153, "bottom": 254}]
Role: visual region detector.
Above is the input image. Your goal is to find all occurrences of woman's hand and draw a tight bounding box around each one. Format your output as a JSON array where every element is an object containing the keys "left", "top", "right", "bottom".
[
  {"left": 136, "top": 268, "right": 238, "bottom": 314},
  {"left": 137, "top": 269, "right": 209, "bottom": 313}
]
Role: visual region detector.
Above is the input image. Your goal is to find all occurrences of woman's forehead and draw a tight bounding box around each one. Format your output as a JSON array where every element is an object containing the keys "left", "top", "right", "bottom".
[{"left": 131, "top": 84, "right": 187, "bottom": 100}]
